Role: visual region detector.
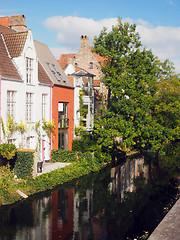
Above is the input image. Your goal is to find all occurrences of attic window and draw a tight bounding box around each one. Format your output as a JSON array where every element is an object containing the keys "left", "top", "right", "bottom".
[
  {"left": 75, "top": 63, "right": 78, "bottom": 67},
  {"left": 90, "top": 62, "right": 93, "bottom": 69}
]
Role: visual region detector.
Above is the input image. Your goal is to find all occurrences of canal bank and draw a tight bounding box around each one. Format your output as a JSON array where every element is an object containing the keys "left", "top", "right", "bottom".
[{"left": 148, "top": 196, "right": 180, "bottom": 240}]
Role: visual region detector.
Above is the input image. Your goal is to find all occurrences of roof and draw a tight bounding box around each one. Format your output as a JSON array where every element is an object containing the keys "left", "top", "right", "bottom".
[
  {"left": 71, "top": 69, "right": 95, "bottom": 77},
  {"left": 0, "top": 24, "right": 16, "bottom": 34},
  {"left": 3, "top": 31, "right": 28, "bottom": 58},
  {"left": 38, "top": 62, "right": 53, "bottom": 86},
  {"left": 89, "top": 46, "right": 106, "bottom": 65},
  {"left": 58, "top": 53, "right": 76, "bottom": 69},
  {"left": 0, "top": 15, "right": 27, "bottom": 32},
  {"left": 0, "top": 17, "right": 11, "bottom": 28},
  {"left": 34, "top": 40, "right": 73, "bottom": 88},
  {"left": 0, "top": 33, "right": 21, "bottom": 80}
]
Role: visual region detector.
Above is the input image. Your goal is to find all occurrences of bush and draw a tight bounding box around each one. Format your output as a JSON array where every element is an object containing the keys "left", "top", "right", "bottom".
[
  {"left": 14, "top": 151, "right": 34, "bottom": 179},
  {"left": 0, "top": 165, "right": 14, "bottom": 188},
  {"left": 0, "top": 143, "right": 17, "bottom": 160},
  {"left": 51, "top": 149, "right": 77, "bottom": 163}
]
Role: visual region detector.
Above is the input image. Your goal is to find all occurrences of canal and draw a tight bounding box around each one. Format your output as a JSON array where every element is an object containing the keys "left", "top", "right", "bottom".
[{"left": 0, "top": 142, "right": 179, "bottom": 240}]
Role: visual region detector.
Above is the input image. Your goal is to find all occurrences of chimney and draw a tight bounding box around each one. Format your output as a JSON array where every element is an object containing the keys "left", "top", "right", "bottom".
[
  {"left": 9, "top": 15, "right": 27, "bottom": 32},
  {"left": 81, "top": 35, "right": 89, "bottom": 48}
]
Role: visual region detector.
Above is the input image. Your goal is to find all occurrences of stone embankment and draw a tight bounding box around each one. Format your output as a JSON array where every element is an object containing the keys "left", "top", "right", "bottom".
[{"left": 148, "top": 197, "right": 180, "bottom": 240}]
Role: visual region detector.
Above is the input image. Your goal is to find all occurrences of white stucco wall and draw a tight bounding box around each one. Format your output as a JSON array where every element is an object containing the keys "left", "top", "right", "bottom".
[{"left": 0, "top": 30, "right": 52, "bottom": 161}]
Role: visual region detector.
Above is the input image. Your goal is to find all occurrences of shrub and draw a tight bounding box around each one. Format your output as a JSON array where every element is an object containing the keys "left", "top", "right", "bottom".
[
  {"left": 0, "top": 165, "right": 14, "bottom": 188},
  {"left": 14, "top": 151, "right": 34, "bottom": 179},
  {"left": 51, "top": 149, "right": 77, "bottom": 163},
  {"left": 0, "top": 143, "right": 17, "bottom": 160}
]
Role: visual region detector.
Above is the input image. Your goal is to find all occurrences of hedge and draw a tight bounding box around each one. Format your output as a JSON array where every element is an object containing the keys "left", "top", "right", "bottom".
[
  {"left": 51, "top": 149, "right": 77, "bottom": 163},
  {"left": 14, "top": 151, "right": 34, "bottom": 179}
]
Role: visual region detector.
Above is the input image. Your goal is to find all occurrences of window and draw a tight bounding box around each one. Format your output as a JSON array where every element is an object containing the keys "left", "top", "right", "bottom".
[
  {"left": 58, "top": 102, "right": 69, "bottom": 129},
  {"left": 26, "top": 57, "right": 33, "bottom": 84},
  {"left": 26, "top": 93, "right": 33, "bottom": 121},
  {"left": 7, "top": 91, "right": 16, "bottom": 118},
  {"left": 90, "top": 62, "right": 93, "bottom": 69},
  {"left": 75, "top": 63, "right": 78, "bottom": 67},
  {"left": 42, "top": 94, "right": 47, "bottom": 120}
]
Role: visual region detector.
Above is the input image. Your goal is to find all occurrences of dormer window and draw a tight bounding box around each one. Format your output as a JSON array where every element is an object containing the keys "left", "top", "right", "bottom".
[
  {"left": 26, "top": 57, "right": 33, "bottom": 84},
  {"left": 90, "top": 62, "right": 93, "bottom": 69},
  {"left": 75, "top": 63, "right": 78, "bottom": 67}
]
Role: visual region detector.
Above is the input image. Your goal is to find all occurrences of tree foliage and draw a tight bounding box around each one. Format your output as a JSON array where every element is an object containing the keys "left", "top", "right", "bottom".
[{"left": 93, "top": 18, "right": 180, "bottom": 155}]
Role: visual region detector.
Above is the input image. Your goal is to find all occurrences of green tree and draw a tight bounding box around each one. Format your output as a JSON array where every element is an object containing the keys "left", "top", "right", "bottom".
[{"left": 93, "top": 18, "right": 179, "bottom": 155}]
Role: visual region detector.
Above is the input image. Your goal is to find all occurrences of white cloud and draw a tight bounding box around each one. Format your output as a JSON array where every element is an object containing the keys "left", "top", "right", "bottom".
[
  {"left": 44, "top": 16, "right": 180, "bottom": 73},
  {"left": 168, "top": 0, "right": 174, "bottom": 5}
]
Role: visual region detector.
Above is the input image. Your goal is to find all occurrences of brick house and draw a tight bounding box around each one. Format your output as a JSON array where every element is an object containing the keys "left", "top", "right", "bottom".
[
  {"left": 58, "top": 35, "right": 107, "bottom": 110},
  {"left": 34, "top": 41, "right": 74, "bottom": 150}
]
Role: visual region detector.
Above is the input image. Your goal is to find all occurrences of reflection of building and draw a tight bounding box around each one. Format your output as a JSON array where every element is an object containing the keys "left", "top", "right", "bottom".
[
  {"left": 51, "top": 189, "right": 74, "bottom": 240},
  {"left": 110, "top": 157, "right": 149, "bottom": 199},
  {"left": 73, "top": 189, "right": 94, "bottom": 240}
]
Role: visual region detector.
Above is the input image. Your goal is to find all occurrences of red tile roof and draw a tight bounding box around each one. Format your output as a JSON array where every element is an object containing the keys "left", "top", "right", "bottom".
[
  {"left": 58, "top": 53, "right": 76, "bottom": 69},
  {"left": 0, "top": 34, "right": 21, "bottom": 80},
  {"left": 0, "top": 17, "right": 11, "bottom": 28},
  {"left": 38, "top": 62, "right": 53, "bottom": 85},
  {"left": 0, "top": 24, "right": 16, "bottom": 34},
  {"left": 3, "top": 31, "right": 28, "bottom": 58}
]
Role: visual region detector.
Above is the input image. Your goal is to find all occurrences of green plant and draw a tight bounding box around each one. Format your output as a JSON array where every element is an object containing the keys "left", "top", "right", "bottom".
[
  {"left": 0, "top": 143, "right": 17, "bottom": 160},
  {"left": 0, "top": 165, "right": 14, "bottom": 188},
  {"left": 16, "top": 120, "right": 28, "bottom": 148},
  {"left": 1, "top": 115, "right": 17, "bottom": 143},
  {"left": 42, "top": 119, "right": 56, "bottom": 139},
  {"left": 51, "top": 149, "right": 77, "bottom": 163},
  {"left": 14, "top": 151, "right": 34, "bottom": 179}
]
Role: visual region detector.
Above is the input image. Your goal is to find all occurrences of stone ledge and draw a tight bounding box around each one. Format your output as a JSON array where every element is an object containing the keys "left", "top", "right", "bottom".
[{"left": 148, "top": 197, "right": 180, "bottom": 240}]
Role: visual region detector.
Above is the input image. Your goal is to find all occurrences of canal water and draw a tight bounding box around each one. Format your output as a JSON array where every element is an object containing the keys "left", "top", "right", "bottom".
[{"left": 0, "top": 144, "right": 179, "bottom": 240}]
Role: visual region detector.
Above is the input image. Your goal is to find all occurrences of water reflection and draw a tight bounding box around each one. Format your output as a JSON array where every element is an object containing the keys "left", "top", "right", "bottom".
[
  {"left": 0, "top": 152, "right": 179, "bottom": 240},
  {"left": 110, "top": 157, "right": 149, "bottom": 200}
]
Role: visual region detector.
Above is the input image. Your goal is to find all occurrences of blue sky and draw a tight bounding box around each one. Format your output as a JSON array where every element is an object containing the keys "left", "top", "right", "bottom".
[{"left": 1, "top": 0, "right": 180, "bottom": 72}]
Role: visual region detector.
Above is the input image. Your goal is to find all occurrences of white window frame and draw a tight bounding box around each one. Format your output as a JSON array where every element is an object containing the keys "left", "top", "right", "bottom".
[
  {"left": 26, "top": 92, "right": 33, "bottom": 122},
  {"left": 42, "top": 94, "right": 47, "bottom": 120},
  {"left": 26, "top": 57, "right": 33, "bottom": 84},
  {"left": 7, "top": 90, "right": 16, "bottom": 119}
]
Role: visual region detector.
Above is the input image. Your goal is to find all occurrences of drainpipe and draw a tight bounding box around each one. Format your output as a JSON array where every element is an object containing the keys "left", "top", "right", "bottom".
[
  {"left": 50, "top": 85, "right": 52, "bottom": 158},
  {"left": 0, "top": 75, "right": 1, "bottom": 144}
]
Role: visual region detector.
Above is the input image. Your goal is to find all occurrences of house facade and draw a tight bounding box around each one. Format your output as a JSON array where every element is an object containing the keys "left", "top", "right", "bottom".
[
  {"left": 73, "top": 69, "right": 95, "bottom": 136},
  {"left": 58, "top": 35, "right": 107, "bottom": 110},
  {"left": 0, "top": 14, "right": 74, "bottom": 158},
  {"left": 34, "top": 41, "right": 74, "bottom": 150},
  {"left": 0, "top": 24, "right": 52, "bottom": 162}
]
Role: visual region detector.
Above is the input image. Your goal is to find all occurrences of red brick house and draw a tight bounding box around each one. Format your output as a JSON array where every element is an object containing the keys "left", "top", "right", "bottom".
[{"left": 34, "top": 41, "right": 74, "bottom": 150}]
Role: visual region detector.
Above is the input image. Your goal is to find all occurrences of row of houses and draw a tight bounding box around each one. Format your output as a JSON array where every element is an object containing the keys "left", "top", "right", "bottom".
[{"left": 0, "top": 15, "right": 105, "bottom": 163}]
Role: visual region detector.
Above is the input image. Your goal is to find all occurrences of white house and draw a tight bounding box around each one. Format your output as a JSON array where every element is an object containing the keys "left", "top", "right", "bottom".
[
  {"left": 0, "top": 24, "right": 52, "bottom": 163},
  {"left": 64, "top": 65, "right": 95, "bottom": 137}
]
